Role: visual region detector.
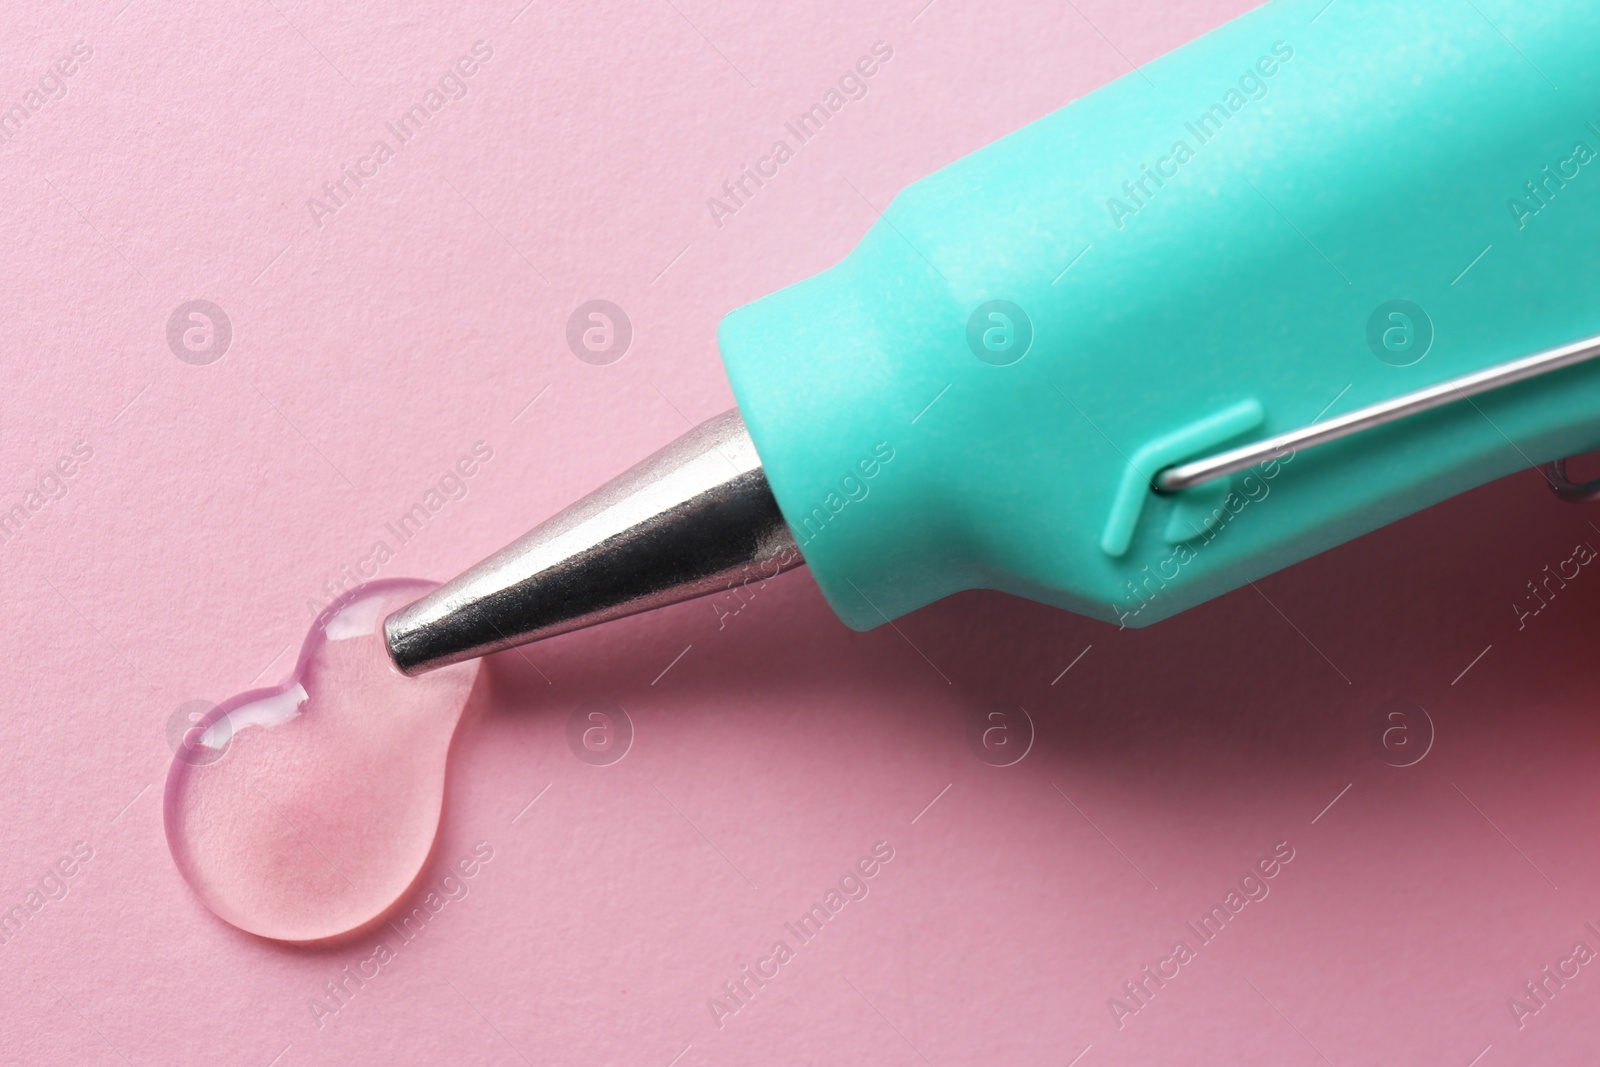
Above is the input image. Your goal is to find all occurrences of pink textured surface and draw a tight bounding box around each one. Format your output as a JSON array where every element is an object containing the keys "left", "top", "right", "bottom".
[{"left": 4, "top": 0, "right": 1599, "bottom": 1063}]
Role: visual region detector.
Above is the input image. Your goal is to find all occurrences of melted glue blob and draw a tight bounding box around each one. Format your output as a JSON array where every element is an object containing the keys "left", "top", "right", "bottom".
[{"left": 164, "top": 579, "right": 479, "bottom": 942}]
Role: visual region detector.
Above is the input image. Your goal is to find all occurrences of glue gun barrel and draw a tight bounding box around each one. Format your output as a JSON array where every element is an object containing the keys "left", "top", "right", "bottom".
[{"left": 383, "top": 409, "right": 802, "bottom": 676}]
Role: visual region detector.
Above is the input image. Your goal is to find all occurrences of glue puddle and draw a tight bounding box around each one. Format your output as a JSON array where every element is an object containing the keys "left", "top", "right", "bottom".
[{"left": 164, "top": 579, "right": 479, "bottom": 942}]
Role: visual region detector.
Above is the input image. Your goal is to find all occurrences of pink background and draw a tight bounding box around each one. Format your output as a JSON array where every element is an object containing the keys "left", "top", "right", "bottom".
[{"left": 4, "top": 0, "right": 1599, "bottom": 1063}]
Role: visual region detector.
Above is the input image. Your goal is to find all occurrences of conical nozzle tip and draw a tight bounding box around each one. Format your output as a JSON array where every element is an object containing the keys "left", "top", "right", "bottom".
[{"left": 382, "top": 409, "right": 803, "bottom": 675}]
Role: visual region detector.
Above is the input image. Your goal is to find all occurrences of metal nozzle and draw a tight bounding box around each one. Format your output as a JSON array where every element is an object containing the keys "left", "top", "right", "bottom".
[{"left": 383, "top": 408, "right": 803, "bottom": 675}]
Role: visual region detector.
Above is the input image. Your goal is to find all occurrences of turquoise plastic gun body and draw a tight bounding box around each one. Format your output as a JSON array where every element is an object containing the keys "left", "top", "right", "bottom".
[{"left": 718, "top": 0, "right": 1600, "bottom": 632}]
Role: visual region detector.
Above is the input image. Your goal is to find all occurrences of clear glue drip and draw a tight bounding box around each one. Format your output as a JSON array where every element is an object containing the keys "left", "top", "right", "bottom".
[{"left": 164, "top": 580, "right": 479, "bottom": 942}]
